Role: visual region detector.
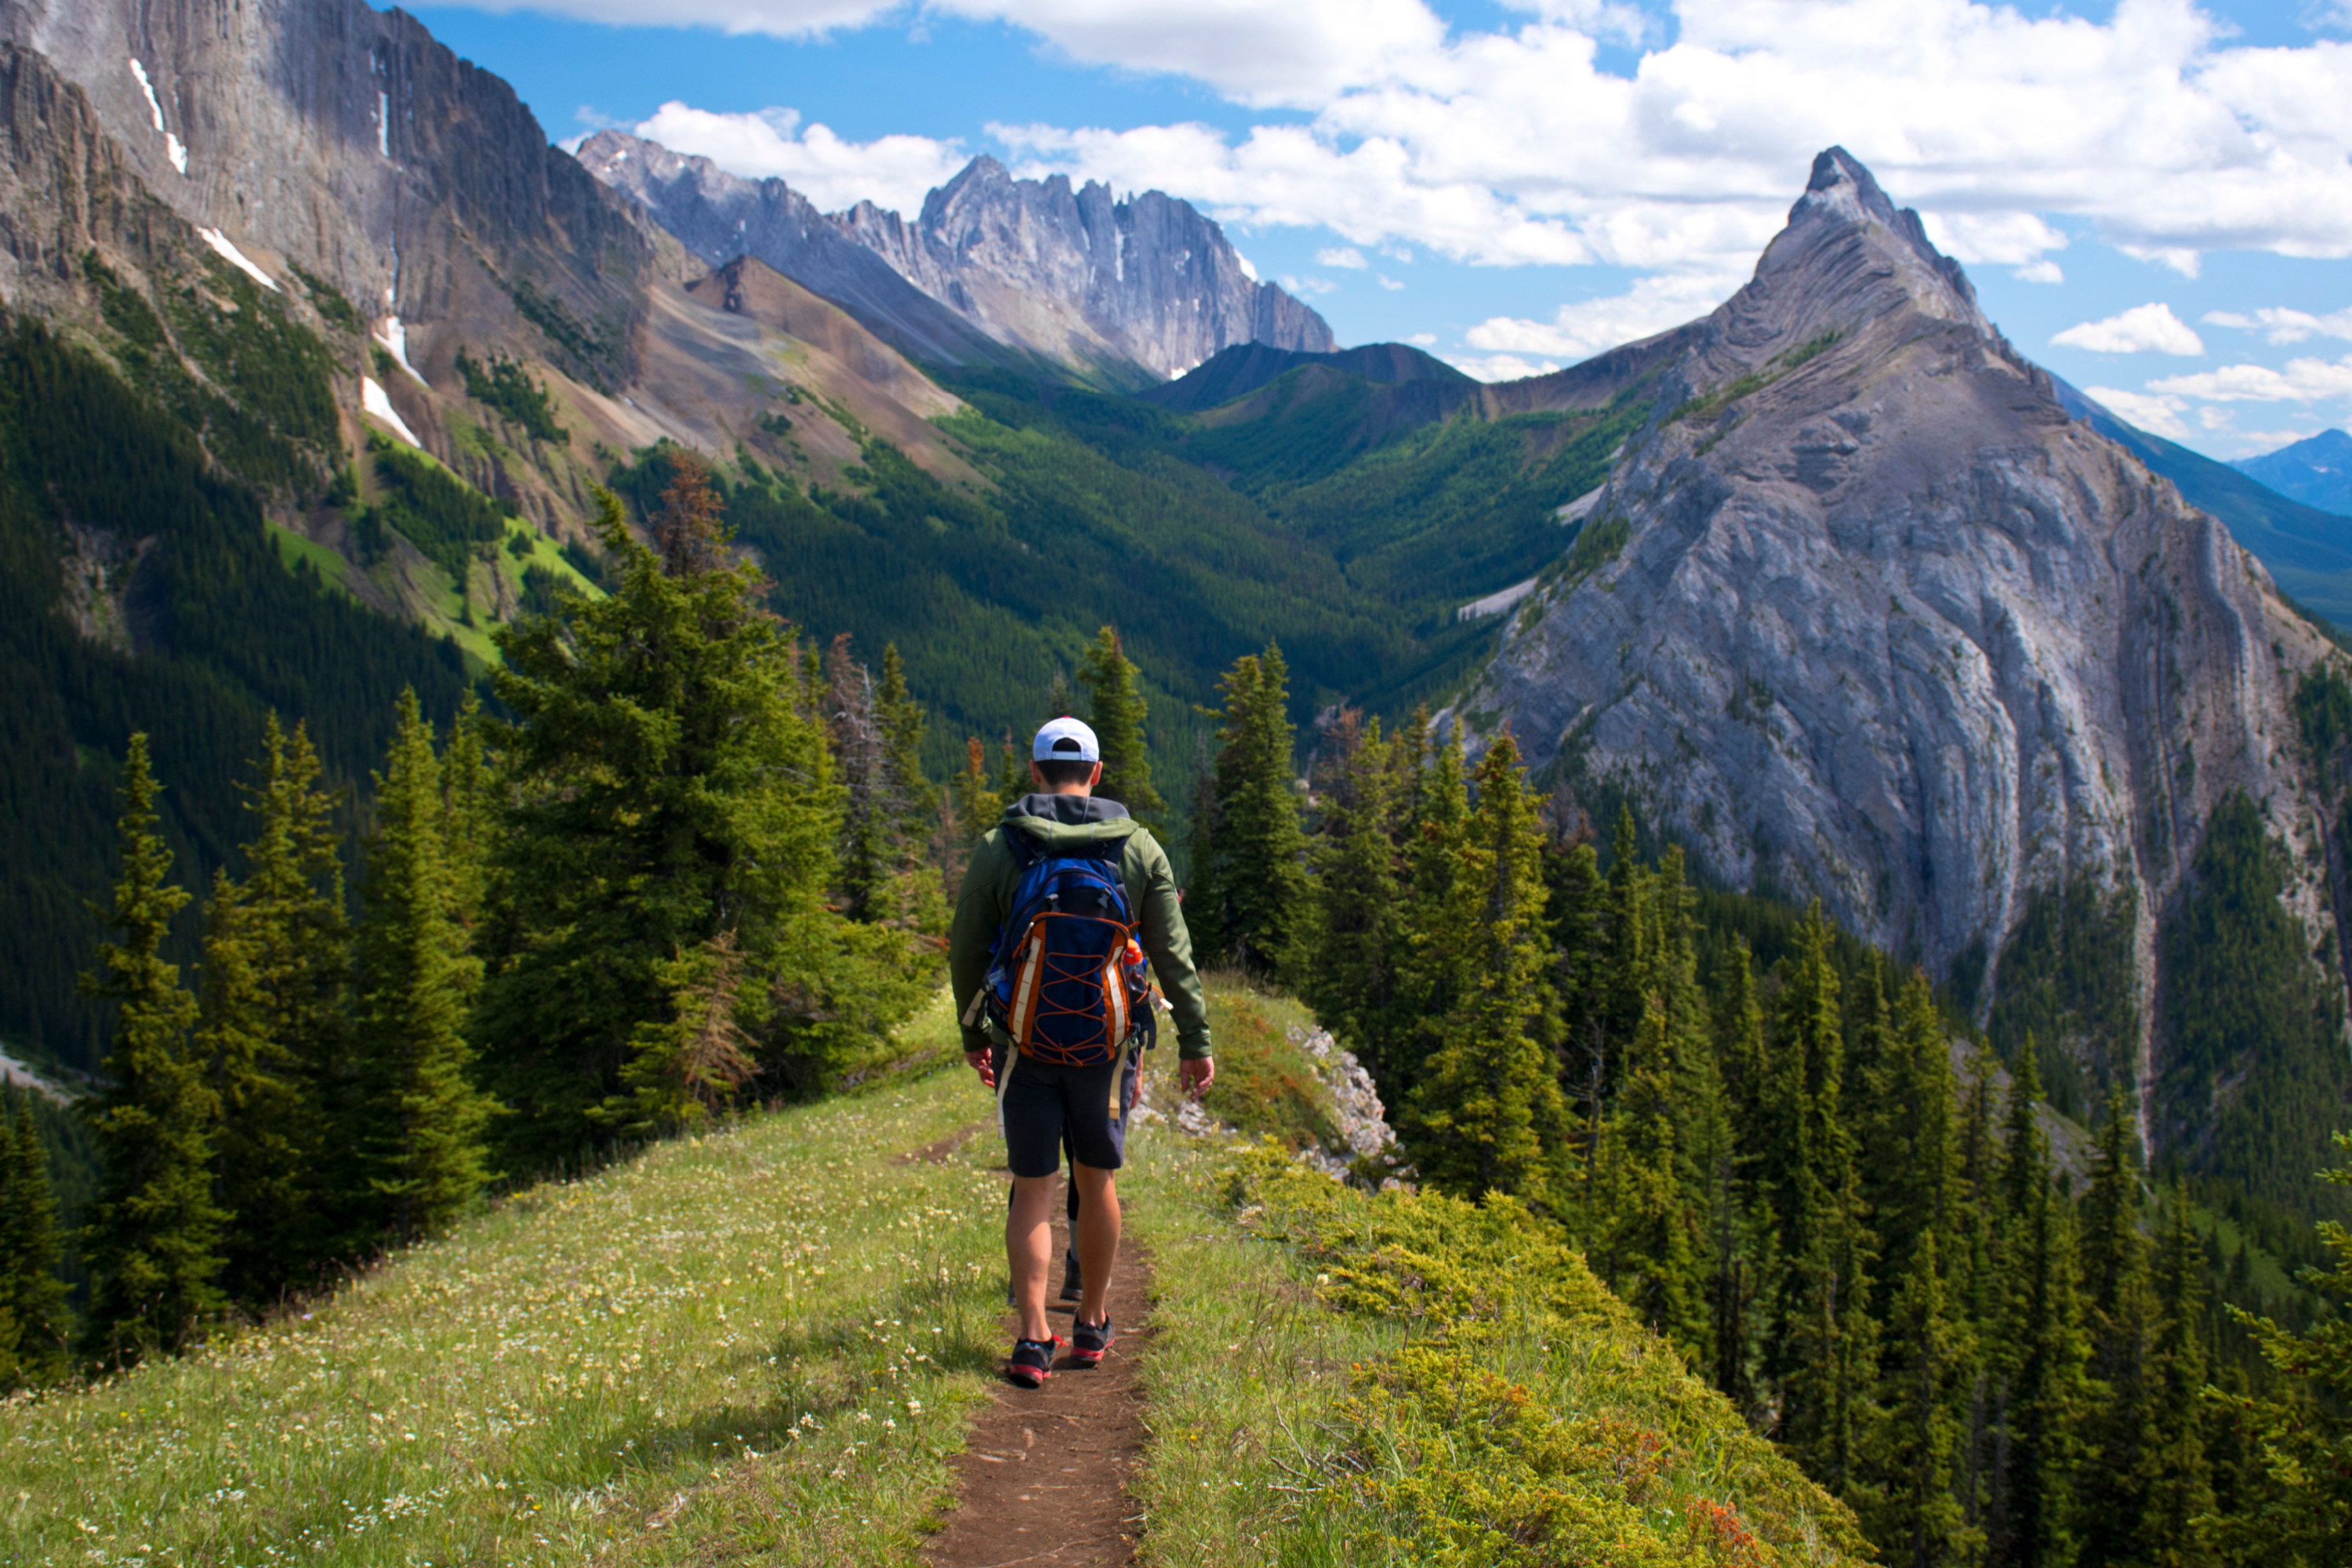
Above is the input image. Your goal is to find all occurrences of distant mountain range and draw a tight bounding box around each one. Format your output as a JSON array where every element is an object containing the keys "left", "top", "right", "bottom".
[
  {"left": 579, "top": 130, "right": 1333, "bottom": 386},
  {"left": 2237, "top": 428, "right": 2352, "bottom": 517}
]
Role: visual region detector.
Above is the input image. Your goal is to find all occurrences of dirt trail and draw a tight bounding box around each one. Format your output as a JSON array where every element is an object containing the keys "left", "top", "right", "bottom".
[{"left": 924, "top": 1192, "right": 1156, "bottom": 1568}]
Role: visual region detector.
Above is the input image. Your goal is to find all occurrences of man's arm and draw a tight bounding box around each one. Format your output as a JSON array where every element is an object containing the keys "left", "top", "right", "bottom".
[
  {"left": 1130, "top": 832, "right": 1212, "bottom": 1062},
  {"left": 948, "top": 832, "right": 1011, "bottom": 1060}
]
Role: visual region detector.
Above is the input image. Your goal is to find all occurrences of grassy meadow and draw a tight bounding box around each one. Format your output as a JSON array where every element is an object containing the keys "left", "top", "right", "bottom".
[{"left": 4, "top": 982, "right": 1856, "bottom": 1565}]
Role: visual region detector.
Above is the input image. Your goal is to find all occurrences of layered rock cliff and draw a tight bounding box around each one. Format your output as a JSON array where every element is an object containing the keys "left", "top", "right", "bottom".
[
  {"left": 582, "top": 131, "right": 1333, "bottom": 380},
  {"left": 1457, "top": 149, "right": 2337, "bottom": 1102}
]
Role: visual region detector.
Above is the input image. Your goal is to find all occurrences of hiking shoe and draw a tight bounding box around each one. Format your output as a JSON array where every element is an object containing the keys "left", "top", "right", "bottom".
[
  {"left": 1007, "top": 1335, "right": 1062, "bottom": 1388},
  {"left": 1060, "top": 1247, "right": 1083, "bottom": 1302},
  {"left": 1070, "top": 1317, "right": 1116, "bottom": 1367}
]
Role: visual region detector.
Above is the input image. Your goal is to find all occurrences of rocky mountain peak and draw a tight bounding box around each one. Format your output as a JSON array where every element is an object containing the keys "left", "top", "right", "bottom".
[{"left": 1455, "top": 147, "right": 2334, "bottom": 1123}]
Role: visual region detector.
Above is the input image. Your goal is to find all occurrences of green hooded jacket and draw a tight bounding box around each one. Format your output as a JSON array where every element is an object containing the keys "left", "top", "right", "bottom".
[{"left": 948, "top": 794, "right": 1213, "bottom": 1060}]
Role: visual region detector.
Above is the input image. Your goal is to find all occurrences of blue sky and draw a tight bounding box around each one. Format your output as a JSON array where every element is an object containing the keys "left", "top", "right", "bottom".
[{"left": 408, "top": 0, "right": 2352, "bottom": 460}]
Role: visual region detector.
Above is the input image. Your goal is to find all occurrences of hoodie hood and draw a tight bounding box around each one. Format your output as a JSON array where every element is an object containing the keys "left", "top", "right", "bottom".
[{"left": 1002, "top": 793, "right": 1138, "bottom": 850}]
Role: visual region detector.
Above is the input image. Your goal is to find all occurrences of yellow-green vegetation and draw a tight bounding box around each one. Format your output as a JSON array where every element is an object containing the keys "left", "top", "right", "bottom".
[
  {"left": 265, "top": 522, "right": 361, "bottom": 604},
  {"left": 0, "top": 995, "right": 1011, "bottom": 1566},
  {"left": 1128, "top": 1146, "right": 1872, "bottom": 1566},
  {"left": 1189, "top": 975, "right": 1340, "bottom": 1151}
]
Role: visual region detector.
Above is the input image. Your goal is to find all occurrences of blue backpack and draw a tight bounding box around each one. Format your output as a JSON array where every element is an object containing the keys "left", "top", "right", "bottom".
[{"left": 982, "top": 834, "right": 1153, "bottom": 1068}]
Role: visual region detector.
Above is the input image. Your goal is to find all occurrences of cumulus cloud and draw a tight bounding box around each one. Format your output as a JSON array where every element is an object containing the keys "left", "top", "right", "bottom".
[
  {"left": 1316, "top": 246, "right": 1369, "bottom": 269},
  {"left": 2051, "top": 303, "right": 2205, "bottom": 356},
  {"left": 2146, "top": 354, "right": 2352, "bottom": 402},
  {"left": 631, "top": 102, "right": 967, "bottom": 213},
  {"left": 2204, "top": 307, "right": 2352, "bottom": 345},
  {"left": 2016, "top": 260, "right": 2064, "bottom": 284},
  {"left": 1449, "top": 351, "right": 1565, "bottom": 383},
  {"left": 1464, "top": 272, "right": 1744, "bottom": 362},
  {"left": 2083, "top": 386, "right": 2193, "bottom": 440}
]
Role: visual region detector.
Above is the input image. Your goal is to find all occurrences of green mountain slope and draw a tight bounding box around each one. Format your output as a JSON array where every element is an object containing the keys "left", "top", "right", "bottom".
[{"left": 0, "top": 319, "right": 470, "bottom": 1075}]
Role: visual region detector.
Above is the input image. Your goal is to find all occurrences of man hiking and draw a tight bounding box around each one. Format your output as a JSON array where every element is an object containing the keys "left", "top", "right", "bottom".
[{"left": 949, "top": 716, "right": 1214, "bottom": 1388}]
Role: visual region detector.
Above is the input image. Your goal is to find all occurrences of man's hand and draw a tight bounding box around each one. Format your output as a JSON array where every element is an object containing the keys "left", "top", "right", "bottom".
[
  {"left": 967, "top": 1049, "right": 996, "bottom": 1090},
  {"left": 1179, "top": 1056, "right": 1214, "bottom": 1101}
]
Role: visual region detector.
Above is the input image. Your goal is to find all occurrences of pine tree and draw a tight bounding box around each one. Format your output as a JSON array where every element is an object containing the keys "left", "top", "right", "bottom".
[
  {"left": 1594, "top": 995, "right": 1709, "bottom": 1354},
  {"left": 2206, "top": 1129, "right": 2352, "bottom": 1562},
  {"left": 81, "top": 733, "right": 223, "bottom": 1363},
  {"left": 828, "top": 634, "right": 896, "bottom": 924},
  {"left": 349, "top": 691, "right": 494, "bottom": 1245},
  {"left": 957, "top": 736, "right": 1007, "bottom": 839},
  {"left": 876, "top": 644, "right": 941, "bottom": 848},
  {"left": 1399, "top": 732, "right": 1567, "bottom": 1201},
  {"left": 1867, "top": 1229, "right": 1980, "bottom": 1567},
  {"left": 1077, "top": 626, "right": 1167, "bottom": 834},
  {"left": 2140, "top": 1187, "right": 2214, "bottom": 1568},
  {"left": 1186, "top": 644, "right": 1306, "bottom": 975},
  {"left": 441, "top": 690, "right": 494, "bottom": 930},
  {"left": 197, "top": 715, "right": 348, "bottom": 1299},
  {"left": 1987, "top": 1046, "right": 2087, "bottom": 1568},
  {"left": 1294, "top": 716, "right": 1404, "bottom": 1083},
  {"left": 0, "top": 1087, "right": 71, "bottom": 1387},
  {"left": 598, "top": 932, "right": 758, "bottom": 1138},
  {"left": 1707, "top": 936, "right": 1775, "bottom": 1415},
  {"left": 2074, "top": 1094, "right": 2160, "bottom": 1568},
  {"left": 481, "top": 477, "right": 853, "bottom": 1150},
  {"left": 1393, "top": 728, "right": 1468, "bottom": 1098}
]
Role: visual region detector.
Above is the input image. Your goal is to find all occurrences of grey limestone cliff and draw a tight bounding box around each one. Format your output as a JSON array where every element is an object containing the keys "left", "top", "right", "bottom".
[
  {"left": 1458, "top": 149, "right": 2336, "bottom": 1097},
  {"left": 582, "top": 130, "right": 1332, "bottom": 380}
]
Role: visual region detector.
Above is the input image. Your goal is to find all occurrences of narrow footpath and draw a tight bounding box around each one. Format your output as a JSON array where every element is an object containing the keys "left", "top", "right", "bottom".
[{"left": 924, "top": 1197, "right": 1156, "bottom": 1567}]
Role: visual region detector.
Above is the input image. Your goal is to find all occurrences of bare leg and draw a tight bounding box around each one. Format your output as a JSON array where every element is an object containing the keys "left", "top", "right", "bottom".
[
  {"left": 1007, "top": 1174, "right": 1060, "bottom": 1343},
  {"left": 1070, "top": 1163, "right": 1120, "bottom": 1327}
]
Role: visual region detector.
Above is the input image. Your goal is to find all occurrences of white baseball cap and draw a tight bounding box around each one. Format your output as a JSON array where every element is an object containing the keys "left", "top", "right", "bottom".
[{"left": 1033, "top": 716, "right": 1100, "bottom": 762}]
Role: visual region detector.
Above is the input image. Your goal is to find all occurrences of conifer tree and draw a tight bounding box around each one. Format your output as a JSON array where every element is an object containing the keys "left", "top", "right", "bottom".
[
  {"left": 481, "top": 473, "right": 851, "bottom": 1152},
  {"left": 197, "top": 715, "right": 347, "bottom": 1298},
  {"left": 877, "top": 644, "right": 940, "bottom": 847},
  {"left": 2074, "top": 1095, "right": 2161, "bottom": 1568},
  {"left": 1867, "top": 1229, "right": 1979, "bottom": 1568},
  {"left": 956, "top": 736, "right": 1006, "bottom": 839},
  {"left": 598, "top": 932, "right": 757, "bottom": 1138},
  {"left": 1292, "top": 717, "right": 1403, "bottom": 1084},
  {"left": 1186, "top": 644, "right": 1306, "bottom": 975},
  {"left": 1594, "top": 996, "right": 1709, "bottom": 1354},
  {"left": 1707, "top": 936, "right": 1775, "bottom": 1413},
  {"left": 2140, "top": 1187, "right": 2214, "bottom": 1568},
  {"left": 349, "top": 690, "right": 493, "bottom": 1244},
  {"left": 1393, "top": 728, "right": 1468, "bottom": 1098},
  {"left": 0, "top": 1087, "right": 71, "bottom": 1386},
  {"left": 1987, "top": 1045, "right": 2086, "bottom": 1568},
  {"left": 81, "top": 733, "right": 222, "bottom": 1363},
  {"left": 2206, "top": 1129, "right": 2352, "bottom": 1561},
  {"left": 1399, "top": 732, "right": 1567, "bottom": 1201},
  {"left": 441, "top": 690, "right": 494, "bottom": 930},
  {"left": 1077, "top": 626, "right": 1167, "bottom": 834}
]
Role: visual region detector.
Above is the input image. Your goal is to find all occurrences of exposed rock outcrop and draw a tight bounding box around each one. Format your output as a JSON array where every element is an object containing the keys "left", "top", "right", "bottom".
[
  {"left": 581, "top": 131, "right": 1334, "bottom": 381},
  {"left": 1457, "top": 150, "right": 2336, "bottom": 1102}
]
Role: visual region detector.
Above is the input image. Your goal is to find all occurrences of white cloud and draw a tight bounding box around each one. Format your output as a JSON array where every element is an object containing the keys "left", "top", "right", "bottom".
[
  {"left": 1279, "top": 274, "right": 1340, "bottom": 296},
  {"left": 1407, "top": 331, "right": 1437, "bottom": 346},
  {"left": 1377, "top": 274, "right": 1404, "bottom": 290},
  {"left": 2147, "top": 354, "right": 2352, "bottom": 402},
  {"left": 2083, "top": 386, "right": 2192, "bottom": 440},
  {"left": 632, "top": 102, "right": 967, "bottom": 213},
  {"left": 2051, "top": 302, "right": 2205, "bottom": 356},
  {"left": 1316, "top": 245, "right": 1369, "bottom": 269},
  {"left": 2016, "top": 260, "right": 2064, "bottom": 284},
  {"left": 1449, "top": 351, "right": 1565, "bottom": 383},
  {"left": 2203, "top": 307, "right": 2352, "bottom": 345},
  {"left": 1464, "top": 272, "right": 1743, "bottom": 362}
]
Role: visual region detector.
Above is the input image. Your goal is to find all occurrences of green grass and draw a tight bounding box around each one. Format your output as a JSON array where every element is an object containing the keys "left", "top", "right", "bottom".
[
  {"left": 0, "top": 993, "right": 1011, "bottom": 1566},
  {"left": 1189, "top": 975, "right": 1341, "bottom": 1152},
  {"left": 1123, "top": 1147, "right": 1871, "bottom": 1566},
  {"left": 266, "top": 523, "right": 361, "bottom": 604}
]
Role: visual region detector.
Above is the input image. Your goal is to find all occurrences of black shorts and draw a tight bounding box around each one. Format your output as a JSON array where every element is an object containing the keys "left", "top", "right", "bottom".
[{"left": 994, "top": 1042, "right": 1142, "bottom": 1178}]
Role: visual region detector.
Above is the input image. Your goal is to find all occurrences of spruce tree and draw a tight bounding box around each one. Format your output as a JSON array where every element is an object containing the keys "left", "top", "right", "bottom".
[
  {"left": 1292, "top": 717, "right": 1403, "bottom": 1087},
  {"left": 1186, "top": 644, "right": 1306, "bottom": 976},
  {"left": 2140, "top": 1188, "right": 2214, "bottom": 1568},
  {"left": 441, "top": 690, "right": 494, "bottom": 931},
  {"left": 1987, "top": 1046, "right": 2086, "bottom": 1568},
  {"left": 2074, "top": 1094, "right": 2161, "bottom": 1568},
  {"left": 876, "top": 644, "right": 941, "bottom": 849},
  {"left": 1077, "top": 626, "right": 1167, "bottom": 834},
  {"left": 1393, "top": 728, "right": 1468, "bottom": 1098},
  {"left": 349, "top": 691, "right": 494, "bottom": 1245},
  {"left": 481, "top": 474, "right": 851, "bottom": 1150},
  {"left": 2207, "top": 1130, "right": 2352, "bottom": 1561},
  {"left": 0, "top": 1087, "right": 71, "bottom": 1386},
  {"left": 1399, "top": 732, "right": 1567, "bottom": 1201},
  {"left": 1867, "top": 1229, "right": 1979, "bottom": 1567},
  {"left": 197, "top": 715, "right": 347, "bottom": 1298},
  {"left": 957, "top": 736, "right": 1007, "bottom": 839},
  {"left": 1595, "top": 996, "right": 1709, "bottom": 1354},
  {"left": 598, "top": 932, "right": 757, "bottom": 1138},
  {"left": 81, "top": 733, "right": 223, "bottom": 1363}
]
